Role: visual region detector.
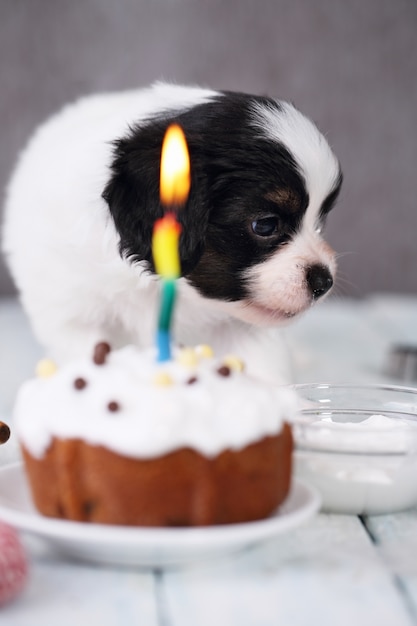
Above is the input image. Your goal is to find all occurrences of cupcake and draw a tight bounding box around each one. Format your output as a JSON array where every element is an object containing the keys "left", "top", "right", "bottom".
[{"left": 14, "top": 342, "right": 295, "bottom": 527}]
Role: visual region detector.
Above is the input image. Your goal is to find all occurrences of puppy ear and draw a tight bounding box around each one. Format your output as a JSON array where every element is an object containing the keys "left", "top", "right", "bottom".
[
  {"left": 102, "top": 131, "right": 160, "bottom": 267},
  {"left": 102, "top": 121, "right": 210, "bottom": 276}
]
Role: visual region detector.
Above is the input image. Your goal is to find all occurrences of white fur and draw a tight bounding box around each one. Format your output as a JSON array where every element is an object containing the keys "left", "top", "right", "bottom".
[
  {"left": 251, "top": 100, "right": 340, "bottom": 224},
  {"left": 2, "top": 83, "right": 338, "bottom": 384}
]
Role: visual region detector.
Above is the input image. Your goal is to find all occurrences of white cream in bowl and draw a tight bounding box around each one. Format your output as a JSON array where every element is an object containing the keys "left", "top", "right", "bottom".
[{"left": 291, "top": 384, "right": 417, "bottom": 515}]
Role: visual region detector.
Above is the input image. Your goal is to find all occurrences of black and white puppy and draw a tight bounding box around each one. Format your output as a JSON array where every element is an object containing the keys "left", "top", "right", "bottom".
[{"left": 2, "top": 82, "right": 342, "bottom": 383}]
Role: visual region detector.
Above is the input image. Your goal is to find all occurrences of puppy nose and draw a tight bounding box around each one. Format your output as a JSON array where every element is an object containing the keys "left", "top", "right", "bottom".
[{"left": 306, "top": 264, "right": 333, "bottom": 300}]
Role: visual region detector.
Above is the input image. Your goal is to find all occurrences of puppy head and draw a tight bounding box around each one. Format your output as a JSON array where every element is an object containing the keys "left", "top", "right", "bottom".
[{"left": 103, "top": 89, "right": 342, "bottom": 326}]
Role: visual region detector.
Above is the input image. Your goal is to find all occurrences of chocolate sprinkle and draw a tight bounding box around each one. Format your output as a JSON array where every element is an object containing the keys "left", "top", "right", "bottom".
[
  {"left": 83, "top": 501, "right": 96, "bottom": 518},
  {"left": 187, "top": 376, "right": 198, "bottom": 385},
  {"left": 93, "top": 341, "right": 111, "bottom": 365},
  {"left": 74, "top": 377, "right": 87, "bottom": 390},
  {"left": 0, "top": 421, "right": 11, "bottom": 445},
  {"left": 217, "top": 365, "right": 231, "bottom": 377},
  {"left": 107, "top": 401, "right": 120, "bottom": 412}
]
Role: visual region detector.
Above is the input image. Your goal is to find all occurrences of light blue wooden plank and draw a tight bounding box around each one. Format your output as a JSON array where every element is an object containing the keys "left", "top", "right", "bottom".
[
  {"left": 161, "top": 514, "right": 414, "bottom": 626},
  {"left": 286, "top": 296, "right": 401, "bottom": 385},
  {"left": 365, "top": 295, "right": 417, "bottom": 346},
  {"left": 2, "top": 537, "right": 159, "bottom": 626},
  {"left": 365, "top": 509, "right": 417, "bottom": 619}
]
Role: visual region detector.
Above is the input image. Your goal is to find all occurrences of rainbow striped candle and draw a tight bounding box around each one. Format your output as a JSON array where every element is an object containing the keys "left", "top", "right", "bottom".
[{"left": 152, "top": 124, "right": 190, "bottom": 361}]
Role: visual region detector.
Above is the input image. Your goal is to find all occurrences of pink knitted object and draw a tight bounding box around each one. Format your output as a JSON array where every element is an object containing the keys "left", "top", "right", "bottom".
[{"left": 0, "top": 522, "right": 28, "bottom": 605}]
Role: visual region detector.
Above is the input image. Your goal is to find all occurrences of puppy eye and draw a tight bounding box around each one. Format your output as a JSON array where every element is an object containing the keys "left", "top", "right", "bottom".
[{"left": 251, "top": 217, "right": 279, "bottom": 237}]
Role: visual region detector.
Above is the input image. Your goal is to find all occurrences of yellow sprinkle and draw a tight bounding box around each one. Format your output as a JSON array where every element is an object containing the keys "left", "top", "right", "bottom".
[
  {"left": 152, "top": 371, "right": 174, "bottom": 387},
  {"left": 35, "top": 358, "right": 58, "bottom": 378},
  {"left": 195, "top": 344, "right": 214, "bottom": 359},
  {"left": 177, "top": 348, "right": 198, "bottom": 368},
  {"left": 223, "top": 354, "right": 245, "bottom": 372}
]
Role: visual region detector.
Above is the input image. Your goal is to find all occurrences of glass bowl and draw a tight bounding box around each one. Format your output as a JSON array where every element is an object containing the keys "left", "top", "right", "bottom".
[{"left": 290, "top": 384, "right": 417, "bottom": 515}]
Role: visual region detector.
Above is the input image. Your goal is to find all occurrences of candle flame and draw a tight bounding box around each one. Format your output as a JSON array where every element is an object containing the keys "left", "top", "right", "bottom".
[{"left": 160, "top": 124, "right": 190, "bottom": 206}]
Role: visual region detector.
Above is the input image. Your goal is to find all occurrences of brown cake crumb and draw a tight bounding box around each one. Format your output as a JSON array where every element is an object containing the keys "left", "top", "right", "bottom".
[
  {"left": 93, "top": 342, "right": 111, "bottom": 365},
  {"left": 74, "top": 377, "right": 87, "bottom": 390},
  {"left": 0, "top": 421, "right": 11, "bottom": 444},
  {"left": 187, "top": 376, "right": 198, "bottom": 385},
  {"left": 107, "top": 401, "right": 120, "bottom": 412}
]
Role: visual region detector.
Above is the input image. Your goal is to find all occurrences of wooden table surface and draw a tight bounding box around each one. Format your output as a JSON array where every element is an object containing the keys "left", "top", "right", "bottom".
[{"left": 1, "top": 295, "right": 417, "bottom": 626}]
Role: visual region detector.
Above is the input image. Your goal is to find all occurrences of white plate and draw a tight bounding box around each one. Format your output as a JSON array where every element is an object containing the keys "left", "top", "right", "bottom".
[{"left": 0, "top": 463, "right": 320, "bottom": 568}]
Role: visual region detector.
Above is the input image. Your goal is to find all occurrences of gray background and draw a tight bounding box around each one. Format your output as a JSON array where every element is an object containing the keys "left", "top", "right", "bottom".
[{"left": 1, "top": 0, "right": 416, "bottom": 298}]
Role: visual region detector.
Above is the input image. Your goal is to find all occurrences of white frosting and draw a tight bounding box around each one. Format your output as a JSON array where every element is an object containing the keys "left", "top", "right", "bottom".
[
  {"left": 296, "top": 413, "right": 417, "bottom": 453},
  {"left": 14, "top": 345, "right": 297, "bottom": 460},
  {"left": 292, "top": 413, "right": 417, "bottom": 514}
]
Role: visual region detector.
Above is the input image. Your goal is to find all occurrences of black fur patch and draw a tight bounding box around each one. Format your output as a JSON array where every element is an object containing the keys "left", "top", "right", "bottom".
[
  {"left": 103, "top": 93, "right": 315, "bottom": 301},
  {"left": 319, "top": 171, "right": 343, "bottom": 222}
]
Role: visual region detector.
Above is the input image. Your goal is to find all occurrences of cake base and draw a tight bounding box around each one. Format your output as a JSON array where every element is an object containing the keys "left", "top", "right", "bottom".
[{"left": 21, "top": 425, "right": 292, "bottom": 527}]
